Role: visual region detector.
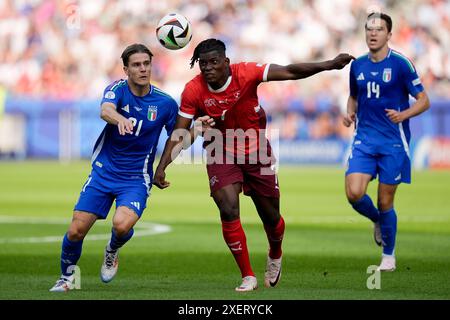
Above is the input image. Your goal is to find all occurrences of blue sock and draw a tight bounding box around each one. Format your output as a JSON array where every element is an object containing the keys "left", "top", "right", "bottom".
[
  {"left": 351, "top": 194, "right": 380, "bottom": 223},
  {"left": 109, "top": 228, "right": 134, "bottom": 251},
  {"left": 379, "top": 208, "right": 397, "bottom": 255},
  {"left": 60, "top": 233, "right": 83, "bottom": 277}
]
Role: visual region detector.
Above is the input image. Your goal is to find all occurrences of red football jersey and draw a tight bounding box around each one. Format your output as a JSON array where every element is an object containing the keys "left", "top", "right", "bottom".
[
  {"left": 179, "top": 62, "right": 269, "bottom": 131},
  {"left": 179, "top": 62, "right": 272, "bottom": 160}
]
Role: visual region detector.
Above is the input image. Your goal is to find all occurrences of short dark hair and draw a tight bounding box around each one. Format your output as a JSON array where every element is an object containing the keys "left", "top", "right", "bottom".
[
  {"left": 190, "top": 38, "right": 226, "bottom": 69},
  {"left": 366, "top": 12, "right": 393, "bottom": 33},
  {"left": 121, "top": 43, "right": 153, "bottom": 67}
]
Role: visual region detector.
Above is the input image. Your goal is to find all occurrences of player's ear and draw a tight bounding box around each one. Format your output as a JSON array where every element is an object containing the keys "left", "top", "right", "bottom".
[
  {"left": 224, "top": 57, "right": 230, "bottom": 65},
  {"left": 123, "top": 66, "right": 129, "bottom": 76},
  {"left": 387, "top": 32, "right": 392, "bottom": 41}
]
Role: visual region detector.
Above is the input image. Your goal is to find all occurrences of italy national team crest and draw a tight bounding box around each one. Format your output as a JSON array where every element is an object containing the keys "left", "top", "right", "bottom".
[
  {"left": 383, "top": 68, "right": 392, "bottom": 83},
  {"left": 147, "top": 105, "right": 157, "bottom": 121}
]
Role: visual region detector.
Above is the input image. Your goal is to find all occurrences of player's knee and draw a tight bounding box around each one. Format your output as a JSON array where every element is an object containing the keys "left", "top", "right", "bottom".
[
  {"left": 377, "top": 198, "right": 393, "bottom": 212},
  {"left": 219, "top": 202, "right": 240, "bottom": 221},
  {"left": 112, "top": 222, "right": 132, "bottom": 237},
  {"left": 67, "top": 225, "right": 87, "bottom": 241},
  {"left": 346, "top": 187, "right": 365, "bottom": 203}
]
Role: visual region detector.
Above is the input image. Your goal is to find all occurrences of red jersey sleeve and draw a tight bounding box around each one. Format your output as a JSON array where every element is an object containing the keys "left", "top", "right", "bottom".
[
  {"left": 179, "top": 81, "right": 198, "bottom": 119},
  {"left": 238, "top": 62, "right": 270, "bottom": 84}
]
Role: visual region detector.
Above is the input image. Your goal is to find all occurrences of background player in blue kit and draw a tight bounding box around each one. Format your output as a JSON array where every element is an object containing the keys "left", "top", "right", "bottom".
[
  {"left": 50, "top": 44, "right": 179, "bottom": 291},
  {"left": 343, "top": 13, "right": 430, "bottom": 271}
]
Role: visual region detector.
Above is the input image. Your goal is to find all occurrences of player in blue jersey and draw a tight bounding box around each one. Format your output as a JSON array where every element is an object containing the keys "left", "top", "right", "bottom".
[
  {"left": 343, "top": 13, "right": 430, "bottom": 271},
  {"left": 49, "top": 44, "right": 179, "bottom": 292}
]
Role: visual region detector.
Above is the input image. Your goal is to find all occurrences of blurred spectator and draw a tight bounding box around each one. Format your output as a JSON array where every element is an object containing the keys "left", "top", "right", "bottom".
[{"left": 0, "top": 0, "right": 449, "bottom": 140}]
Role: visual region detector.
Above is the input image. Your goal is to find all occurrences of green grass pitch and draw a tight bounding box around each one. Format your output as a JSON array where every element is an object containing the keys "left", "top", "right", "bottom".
[{"left": 0, "top": 161, "right": 449, "bottom": 299}]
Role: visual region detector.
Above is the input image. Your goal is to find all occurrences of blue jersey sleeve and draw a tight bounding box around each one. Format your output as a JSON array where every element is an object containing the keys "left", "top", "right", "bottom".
[
  {"left": 399, "top": 58, "right": 424, "bottom": 98},
  {"left": 165, "top": 98, "right": 179, "bottom": 136},
  {"left": 349, "top": 61, "right": 358, "bottom": 98},
  {"left": 101, "top": 80, "right": 125, "bottom": 107}
]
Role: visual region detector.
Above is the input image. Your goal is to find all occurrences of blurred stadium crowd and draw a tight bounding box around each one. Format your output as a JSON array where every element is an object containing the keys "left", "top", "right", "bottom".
[{"left": 0, "top": 0, "right": 449, "bottom": 140}]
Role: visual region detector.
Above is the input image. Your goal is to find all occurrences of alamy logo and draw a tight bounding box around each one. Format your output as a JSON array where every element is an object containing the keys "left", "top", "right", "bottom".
[
  {"left": 366, "top": 265, "right": 381, "bottom": 290},
  {"left": 67, "top": 265, "right": 81, "bottom": 289}
]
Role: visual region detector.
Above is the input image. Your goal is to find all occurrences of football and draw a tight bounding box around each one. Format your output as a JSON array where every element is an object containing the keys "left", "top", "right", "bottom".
[{"left": 156, "top": 13, "right": 192, "bottom": 50}]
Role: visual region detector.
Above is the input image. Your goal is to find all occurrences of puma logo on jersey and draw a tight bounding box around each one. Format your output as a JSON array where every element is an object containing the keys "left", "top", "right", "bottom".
[
  {"left": 227, "top": 241, "right": 242, "bottom": 252},
  {"left": 210, "top": 176, "right": 219, "bottom": 186},
  {"left": 357, "top": 73, "right": 365, "bottom": 81}
]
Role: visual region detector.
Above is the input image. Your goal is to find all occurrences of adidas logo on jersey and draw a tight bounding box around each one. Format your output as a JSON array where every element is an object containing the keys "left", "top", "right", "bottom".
[
  {"left": 122, "top": 104, "right": 130, "bottom": 113},
  {"left": 130, "top": 202, "right": 140, "bottom": 210},
  {"left": 357, "top": 73, "right": 365, "bottom": 81}
]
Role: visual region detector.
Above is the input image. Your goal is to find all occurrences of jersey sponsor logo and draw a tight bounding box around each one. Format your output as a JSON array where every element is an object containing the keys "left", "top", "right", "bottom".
[
  {"left": 147, "top": 105, "right": 158, "bottom": 121},
  {"left": 357, "top": 73, "right": 365, "bottom": 81},
  {"left": 382, "top": 68, "right": 392, "bottom": 83},
  {"left": 412, "top": 78, "right": 422, "bottom": 86},
  {"left": 104, "top": 91, "right": 116, "bottom": 99},
  {"left": 121, "top": 104, "right": 130, "bottom": 113}
]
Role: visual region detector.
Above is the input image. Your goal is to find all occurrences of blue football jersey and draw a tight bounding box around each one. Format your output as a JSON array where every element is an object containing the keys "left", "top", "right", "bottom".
[
  {"left": 92, "top": 80, "right": 178, "bottom": 188},
  {"left": 349, "top": 49, "right": 424, "bottom": 154}
]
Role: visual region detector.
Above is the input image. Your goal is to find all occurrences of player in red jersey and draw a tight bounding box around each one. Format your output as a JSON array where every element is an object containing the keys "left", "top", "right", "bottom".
[{"left": 154, "top": 39, "right": 354, "bottom": 291}]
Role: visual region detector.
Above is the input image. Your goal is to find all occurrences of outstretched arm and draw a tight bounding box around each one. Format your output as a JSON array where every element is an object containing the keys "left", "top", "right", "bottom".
[
  {"left": 153, "top": 115, "right": 192, "bottom": 189},
  {"left": 267, "top": 53, "right": 355, "bottom": 81},
  {"left": 153, "top": 115, "right": 215, "bottom": 189}
]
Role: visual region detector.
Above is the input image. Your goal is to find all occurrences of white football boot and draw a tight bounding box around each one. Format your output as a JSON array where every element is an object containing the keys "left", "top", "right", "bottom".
[
  {"left": 100, "top": 246, "right": 119, "bottom": 283},
  {"left": 377, "top": 254, "right": 396, "bottom": 272},
  {"left": 235, "top": 276, "right": 258, "bottom": 292},
  {"left": 264, "top": 256, "right": 282, "bottom": 288},
  {"left": 49, "top": 275, "right": 75, "bottom": 292}
]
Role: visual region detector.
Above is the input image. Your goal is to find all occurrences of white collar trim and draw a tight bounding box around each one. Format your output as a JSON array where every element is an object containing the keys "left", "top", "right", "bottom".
[{"left": 207, "top": 76, "right": 232, "bottom": 93}]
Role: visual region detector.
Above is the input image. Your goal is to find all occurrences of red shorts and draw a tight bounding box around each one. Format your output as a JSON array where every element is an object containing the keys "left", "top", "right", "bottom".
[{"left": 206, "top": 161, "right": 280, "bottom": 198}]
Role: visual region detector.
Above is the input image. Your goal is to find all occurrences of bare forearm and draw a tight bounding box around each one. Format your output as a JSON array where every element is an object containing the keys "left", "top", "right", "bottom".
[
  {"left": 347, "top": 96, "right": 357, "bottom": 114},
  {"left": 286, "top": 61, "right": 333, "bottom": 79},
  {"left": 101, "top": 105, "right": 127, "bottom": 125},
  {"left": 402, "top": 93, "right": 430, "bottom": 120},
  {"left": 157, "top": 139, "right": 181, "bottom": 171}
]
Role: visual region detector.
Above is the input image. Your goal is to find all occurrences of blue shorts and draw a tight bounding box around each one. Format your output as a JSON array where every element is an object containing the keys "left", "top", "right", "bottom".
[
  {"left": 345, "top": 146, "right": 411, "bottom": 185},
  {"left": 74, "top": 171, "right": 150, "bottom": 219}
]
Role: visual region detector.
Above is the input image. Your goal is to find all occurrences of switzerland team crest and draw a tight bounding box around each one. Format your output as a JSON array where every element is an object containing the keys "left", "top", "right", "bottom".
[
  {"left": 383, "top": 68, "right": 392, "bottom": 83},
  {"left": 147, "top": 105, "right": 158, "bottom": 121}
]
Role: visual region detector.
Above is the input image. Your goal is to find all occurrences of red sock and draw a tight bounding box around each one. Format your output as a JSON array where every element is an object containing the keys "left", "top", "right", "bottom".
[
  {"left": 264, "top": 216, "right": 285, "bottom": 259},
  {"left": 221, "top": 219, "right": 254, "bottom": 278}
]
